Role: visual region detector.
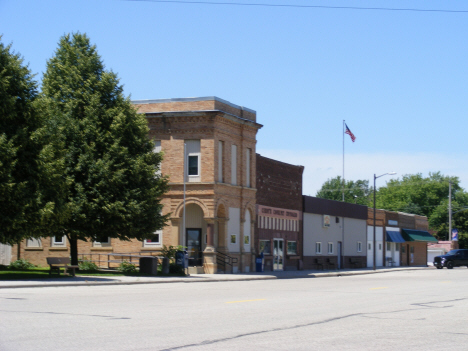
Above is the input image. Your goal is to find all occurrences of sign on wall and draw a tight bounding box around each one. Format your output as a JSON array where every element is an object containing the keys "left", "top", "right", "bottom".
[{"left": 323, "top": 215, "right": 331, "bottom": 228}]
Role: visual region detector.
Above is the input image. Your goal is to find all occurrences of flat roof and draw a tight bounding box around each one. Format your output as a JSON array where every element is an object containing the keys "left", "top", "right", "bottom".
[{"left": 131, "top": 96, "right": 256, "bottom": 115}]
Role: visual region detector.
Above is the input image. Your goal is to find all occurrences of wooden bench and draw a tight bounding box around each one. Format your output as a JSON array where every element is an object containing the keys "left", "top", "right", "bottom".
[
  {"left": 47, "top": 257, "right": 79, "bottom": 277},
  {"left": 349, "top": 257, "right": 361, "bottom": 268}
]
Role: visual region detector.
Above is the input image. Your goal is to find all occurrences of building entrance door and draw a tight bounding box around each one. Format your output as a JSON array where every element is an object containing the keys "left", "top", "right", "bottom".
[
  {"left": 186, "top": 228, "right": 202, "bottom": 266},
  {"left": 273, "top": 239, "right": 284, "bottom": 271}
]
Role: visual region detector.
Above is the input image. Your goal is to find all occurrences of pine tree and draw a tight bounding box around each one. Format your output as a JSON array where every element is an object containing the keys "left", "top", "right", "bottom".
[
  {"left": 0, "top": 38, "right": 58, "bottom": 244},
  {"left": 41, "top": 33, "right": 169, "bottom": 264}
]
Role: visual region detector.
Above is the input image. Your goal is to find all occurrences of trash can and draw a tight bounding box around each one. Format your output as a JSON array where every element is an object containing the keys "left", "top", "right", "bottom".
[
  {"left": 139, "top": 257, "right": 158, "bottom": 275},
  {"left": 256, "top": 256, "right": 263, "bottom": 272}
]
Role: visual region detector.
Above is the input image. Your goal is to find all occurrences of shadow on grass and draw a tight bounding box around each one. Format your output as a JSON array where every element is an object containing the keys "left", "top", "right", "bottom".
[{"left": 0, "top": 267, "right": 186, "bottom": 280}]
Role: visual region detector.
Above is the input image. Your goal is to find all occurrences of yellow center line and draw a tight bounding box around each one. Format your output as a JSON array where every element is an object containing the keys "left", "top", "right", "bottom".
[
  {"left": 370, "top": 287, "right": 388, "bottom": 290},
  {"left": 226, "top": 299, "right": 266, "bottom": 304}
]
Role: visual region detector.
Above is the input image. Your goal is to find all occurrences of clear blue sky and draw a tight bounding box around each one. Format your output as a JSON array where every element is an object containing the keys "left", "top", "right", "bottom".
[{"left": 2, "top": 0, "right": 467, "bottom": 195}]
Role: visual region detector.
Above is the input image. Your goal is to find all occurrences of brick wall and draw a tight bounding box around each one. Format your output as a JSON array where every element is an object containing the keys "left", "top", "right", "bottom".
[{"left": 256, "top": 154, "right": 304, "bottom": 211}]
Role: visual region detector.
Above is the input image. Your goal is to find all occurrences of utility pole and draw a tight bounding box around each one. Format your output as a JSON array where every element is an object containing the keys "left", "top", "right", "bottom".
[{"left": 448, "top": 180, "right": 452, "bottom": 243}]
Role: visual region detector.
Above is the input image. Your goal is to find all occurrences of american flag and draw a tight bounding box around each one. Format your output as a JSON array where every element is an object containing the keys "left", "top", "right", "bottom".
[{"left": 345, "top": 124, "right": 356, "bottom": 142}]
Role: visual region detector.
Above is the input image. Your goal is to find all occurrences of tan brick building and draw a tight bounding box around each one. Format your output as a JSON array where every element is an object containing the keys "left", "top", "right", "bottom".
[
  {"left": 135, "top": 97, "right": 262, "bottom": 273},
  {"left": 11, "top": 97, "right": 262, "bottom": 273}
]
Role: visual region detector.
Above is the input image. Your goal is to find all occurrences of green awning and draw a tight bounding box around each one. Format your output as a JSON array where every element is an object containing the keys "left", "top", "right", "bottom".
[{"left": 401, "top": 229, "right": 438, "bottom": 242}]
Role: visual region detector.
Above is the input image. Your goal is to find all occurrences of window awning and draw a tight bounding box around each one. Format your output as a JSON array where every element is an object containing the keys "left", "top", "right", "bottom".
[
  {"left": 401, "top": 229, "right": 438, "bottom": 242},
  {"left": 386, "top": 230, "right": 406, "bottom": 243}
]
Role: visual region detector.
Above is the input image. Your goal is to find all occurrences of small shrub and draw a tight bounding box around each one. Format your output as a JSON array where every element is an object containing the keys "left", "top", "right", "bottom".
[
  {"left": 9, "top": 259, "right": 35, "bottom": 270},
  {"left": 169, "top": 263, "right": 185, "bottom": 275},
  {"left": 118, "top": 261, "right": 138, "bottom": 274},
  {"left": 78, "top": 259, "right": 99, "bottom": 272}
]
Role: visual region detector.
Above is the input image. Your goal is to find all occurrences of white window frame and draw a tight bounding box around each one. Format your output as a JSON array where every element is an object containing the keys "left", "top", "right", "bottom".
[
  {"left": 93, "top": 236, "right": 111, "bottom": 247},
  {"left": 328, "top": 242, "right": 334, "bottom": 254},
  {"left": 186, "top": 140, "right": 201, "bottom": 182},
  {"left": 315, "top": 242, "right": 322, "bottom": 255},
  {"left": 144, "top": 229, "right": 162, "bottom": 247},
  {"left": 51, "top": 235, "right": 66, "bottom": 247},
  {"left": 153, "top": 140, "right": 161, "bottom": 175},
  {"left": 357, "top": 241, "right": 362, "bottom": 253},
  {"left": 26, "top": 238, "right": 41, "bottom": 248}
]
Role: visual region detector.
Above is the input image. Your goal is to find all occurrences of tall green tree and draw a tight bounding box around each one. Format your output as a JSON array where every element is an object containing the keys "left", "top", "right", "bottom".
[
  {"left": 41, "top": 33, "right": 169, "bottom": 264},
  {"left": 316, "top": 176, "right": 370, "bottom": 205},
  {"left": 0, "top": 38, "right": 64, "bottom": 244},
  {"left": 374, "top": 172, "right": 468, "bottom": 239},
  {"left": 374, "top": 173, "right": 461, "bottom": 217}
]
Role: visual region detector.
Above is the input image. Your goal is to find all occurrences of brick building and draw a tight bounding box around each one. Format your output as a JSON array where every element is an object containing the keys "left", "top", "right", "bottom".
[
  {"left": 255, "top": 155, "right": 304, "bottom": 271},
  {"left": 12, "top": 97, "right": 262, "bottom": 273},
  {"left": 367, "top": 209, "right": 437, "bottom": 267}
]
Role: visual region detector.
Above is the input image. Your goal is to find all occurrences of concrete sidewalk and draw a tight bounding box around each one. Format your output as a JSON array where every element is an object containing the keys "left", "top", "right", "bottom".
[{"left": 0, "top": 266, "right": 432, "bottom": 289}]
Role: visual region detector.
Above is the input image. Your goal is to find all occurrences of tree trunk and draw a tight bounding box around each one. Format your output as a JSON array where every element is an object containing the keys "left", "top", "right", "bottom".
[{"left": 69, "top": 236, "right": 79, "bottom": 266}]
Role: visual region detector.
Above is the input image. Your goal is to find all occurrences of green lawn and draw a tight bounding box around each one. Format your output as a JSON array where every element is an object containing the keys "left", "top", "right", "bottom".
[{"left": 0, "top": 266, "right": 184, "bottom": 280}]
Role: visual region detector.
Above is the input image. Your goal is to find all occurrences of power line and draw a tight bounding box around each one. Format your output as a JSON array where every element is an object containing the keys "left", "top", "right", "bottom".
[{"left": 124, "top": 0, "right": 468, "bottom": 14}]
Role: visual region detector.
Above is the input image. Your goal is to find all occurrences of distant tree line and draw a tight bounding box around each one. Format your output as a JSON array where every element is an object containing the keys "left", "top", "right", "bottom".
[{"left": 316, "top": 173, "right": 468, "bottom": 246}]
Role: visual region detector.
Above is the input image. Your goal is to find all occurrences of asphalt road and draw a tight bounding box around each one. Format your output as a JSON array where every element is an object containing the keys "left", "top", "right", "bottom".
[{"left": 1, "top": 268, "right": 467, "bottom": 351}]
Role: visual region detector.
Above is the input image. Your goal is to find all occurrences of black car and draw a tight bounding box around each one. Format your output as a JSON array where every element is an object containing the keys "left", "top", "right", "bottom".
[{"left": 433, "top": 249, "right": 468, "bottom": 269}]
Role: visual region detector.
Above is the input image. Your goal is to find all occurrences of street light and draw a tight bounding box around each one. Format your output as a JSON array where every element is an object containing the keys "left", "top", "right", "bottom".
[{"left": 373, "top": 172, "right": 397, "bottom": 270}]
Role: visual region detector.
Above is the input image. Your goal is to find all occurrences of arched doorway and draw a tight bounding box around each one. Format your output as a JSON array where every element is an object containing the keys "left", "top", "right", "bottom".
[{"left": 182, "top": 203, "right": 205, "bottom": 267}]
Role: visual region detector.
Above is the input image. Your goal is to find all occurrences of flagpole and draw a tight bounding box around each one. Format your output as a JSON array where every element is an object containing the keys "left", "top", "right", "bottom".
[{"left": 342, "top": 120, "right": 345, "bottom": 202}]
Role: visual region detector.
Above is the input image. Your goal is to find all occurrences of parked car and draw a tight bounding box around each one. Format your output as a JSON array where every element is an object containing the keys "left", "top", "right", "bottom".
[{"left": 433, "top": 249, "right": 468, "bottom": 269}]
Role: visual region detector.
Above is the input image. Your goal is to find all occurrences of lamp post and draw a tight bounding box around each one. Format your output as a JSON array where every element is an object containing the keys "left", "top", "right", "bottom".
[{"left": 373, "top": 172, "right": 396, "bottom": 270}]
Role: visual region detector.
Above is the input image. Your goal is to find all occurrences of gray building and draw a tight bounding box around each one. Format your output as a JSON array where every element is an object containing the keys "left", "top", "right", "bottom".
[{"left": 303, "top": 196, "right": 367, "bottom": 270}]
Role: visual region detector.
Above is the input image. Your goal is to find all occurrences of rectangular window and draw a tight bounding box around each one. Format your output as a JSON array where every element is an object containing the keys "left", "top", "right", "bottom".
[
  {"left": 378, "top": 243, "right": 382, "bottom": 251},
  {"left": 185, "top": 140, "right": 200, "bottom": 182},
  {"left": 328, "top": 242, "right": 334, "bottom": 254},
  {"left": 94, "top": 235, "right": 111, "bottom": 247},
  {"left": 387, "top": 242, "right": 391, "bottom": 251},
  {"left": 315, "top": 242, "right": 322, "bottom": 254},
  {"left": 153, "top": 140, "right": 162, "bottom": 175},
  {"left": 245, "top": 148, "right": 251, "bottom": 187},
  {"left": 26, "top": 238, "right": 41, "bottom": 248},
  {"left": 260, "top": 240, "right": 271, "bottom": 254},
  {"left": 410, "top": 246, "right": 414, "bottom": 254},
  {"left": 395, "top": 244, "right": 400, "bottom": 252},
  {"left": 287, "top": 241, "right": 297, "bottom": 255},
  {"left": 52, "top": 235, "right": 66, "bottom": 247},
  {"left": 188, "top": 155, "right": 198, "bottom": 175},
  {"left": 218, "top": 141, "right": 224, "bottom": 182},
  {"left": 231, "top": 144, "right": 237, "bottom": 185},
  {"left": 368, "top": 243, "right": 372, "bottom": 250},
  {"left": 357, "top": 241, "right": 362, "bottom": 253},
  {"left": 401, "top": 245, "right": 406, "bottom": 254},
  {"left": 144, "top": 229, "right": 162, "bottom": 247}
]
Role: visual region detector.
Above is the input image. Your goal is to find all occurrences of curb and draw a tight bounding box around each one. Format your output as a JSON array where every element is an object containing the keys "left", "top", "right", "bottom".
[{"left": 0, "top": 267, "right": 429, "bottom": 289}]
